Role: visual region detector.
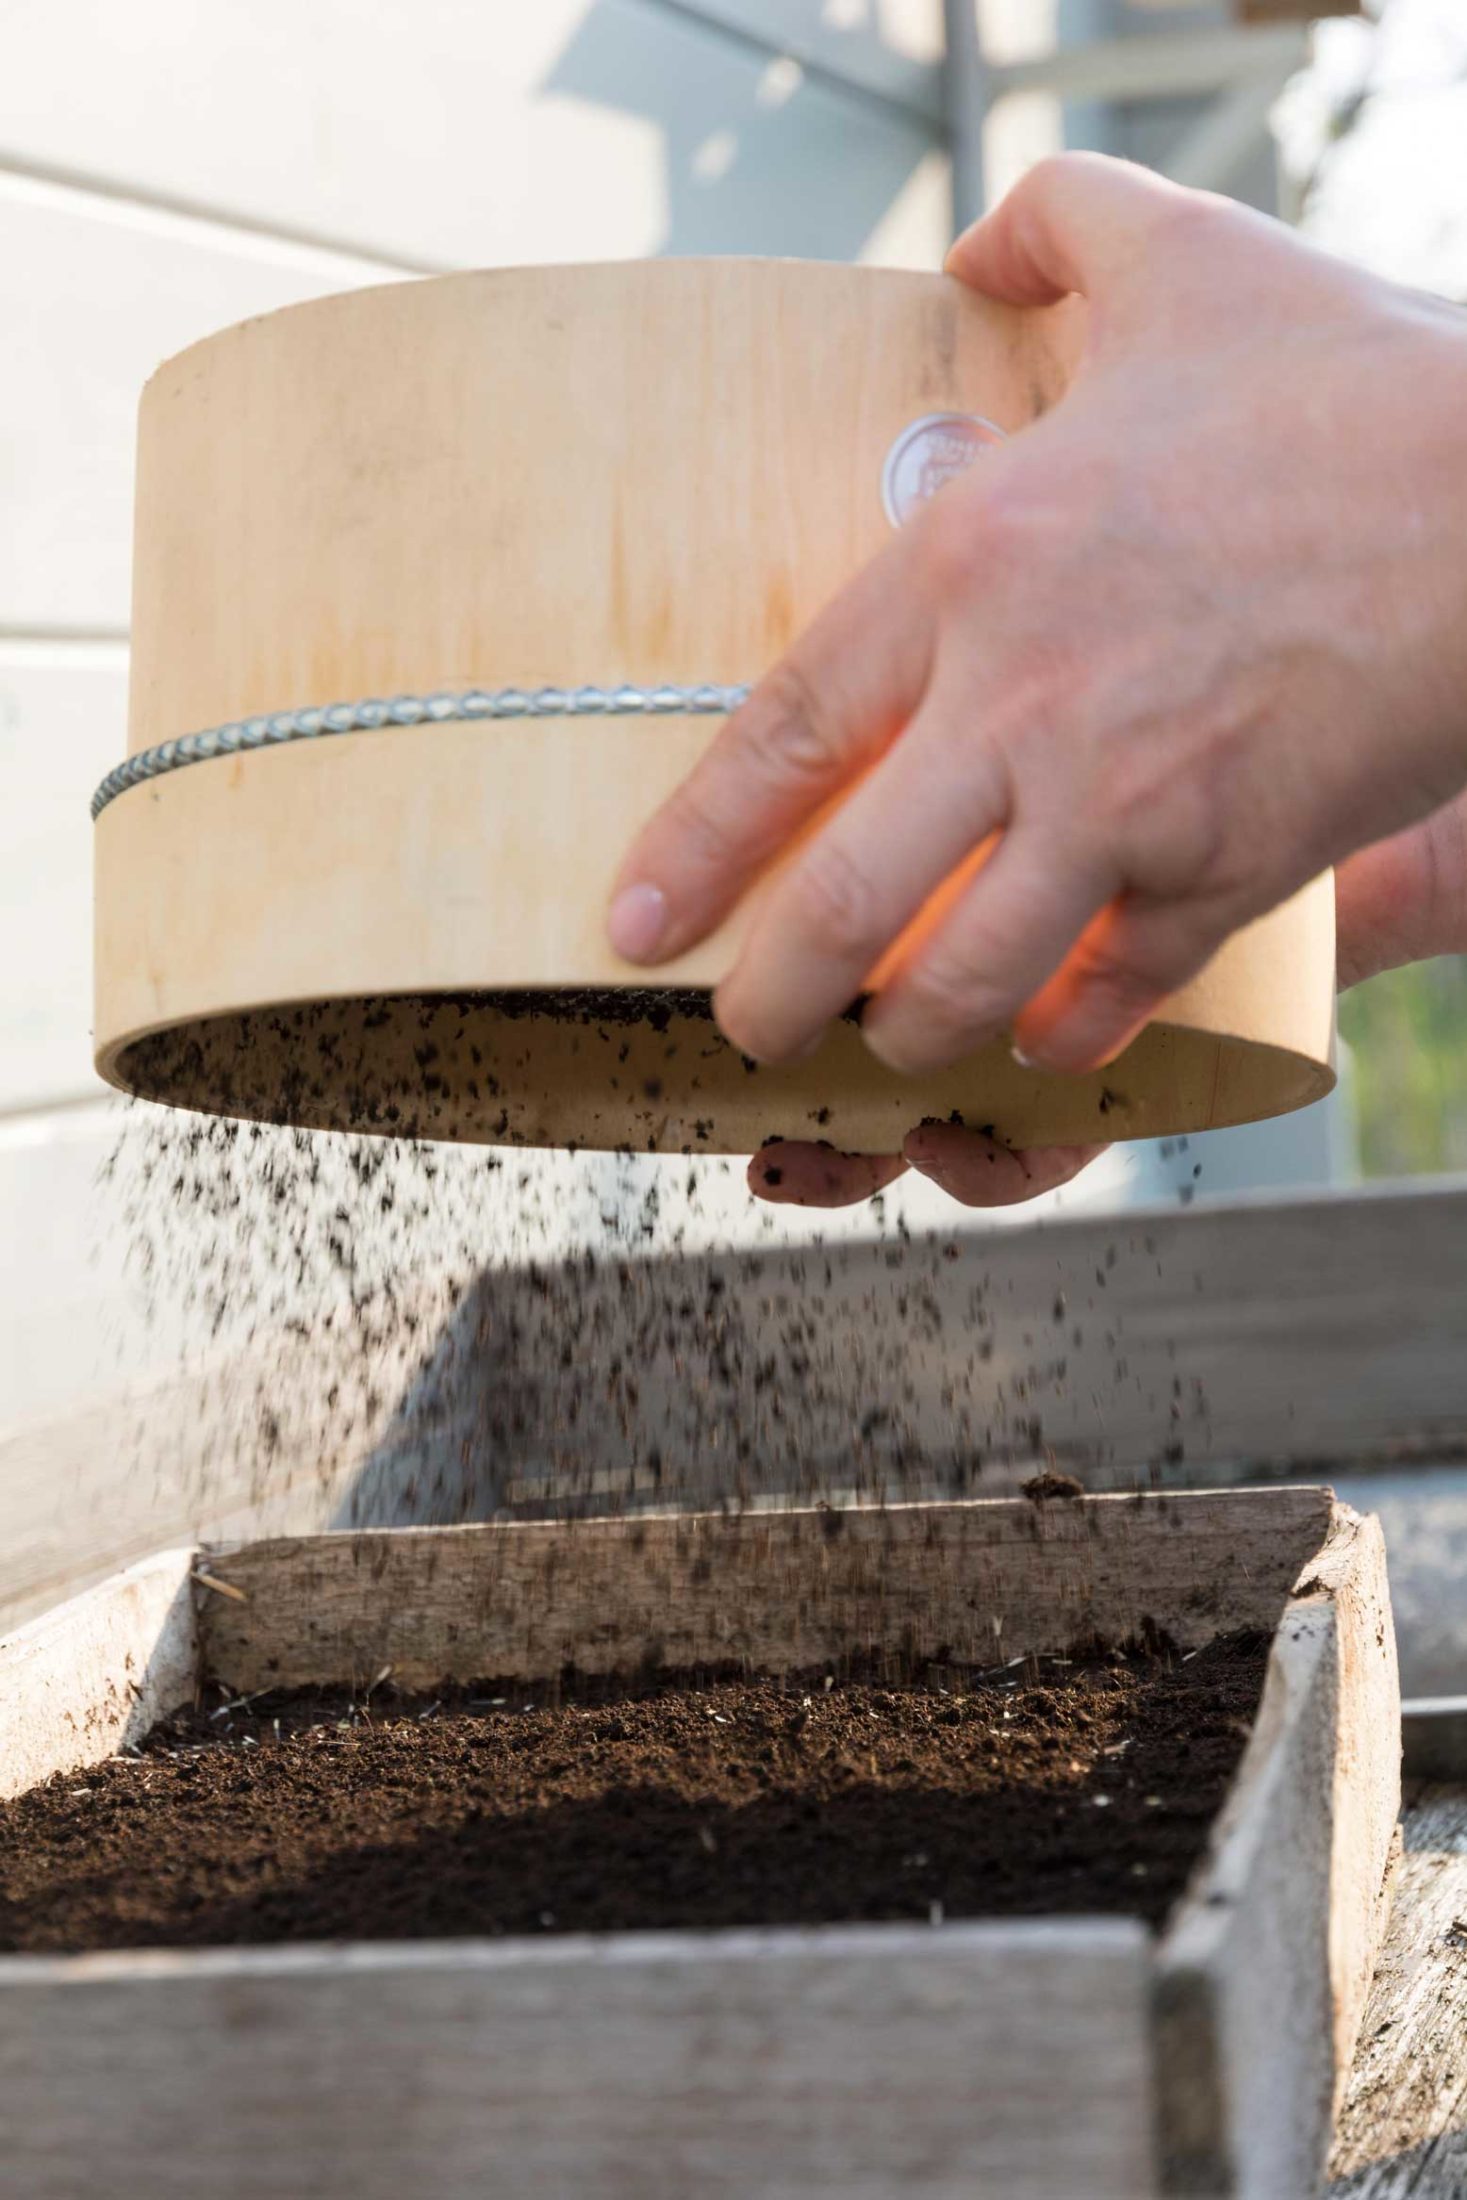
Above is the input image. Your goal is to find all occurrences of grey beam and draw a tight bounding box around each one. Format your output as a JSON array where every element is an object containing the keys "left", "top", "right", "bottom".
[
  {"left": 942, "top": 0, "right": 990, "bottom": 233},
  {"left": 990, "top": 22, "right": 1308, "bottom": 104}
]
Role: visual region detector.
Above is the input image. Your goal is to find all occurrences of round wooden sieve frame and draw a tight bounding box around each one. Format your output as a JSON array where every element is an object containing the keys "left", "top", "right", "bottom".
[{"left": 93, "top": 260, "right": 1336, "bottom": 1153}]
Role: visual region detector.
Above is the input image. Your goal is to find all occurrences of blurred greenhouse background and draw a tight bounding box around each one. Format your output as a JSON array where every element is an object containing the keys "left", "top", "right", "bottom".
[{"left": 1281, "top": 0, "right": 1467, "bottom": 1178}]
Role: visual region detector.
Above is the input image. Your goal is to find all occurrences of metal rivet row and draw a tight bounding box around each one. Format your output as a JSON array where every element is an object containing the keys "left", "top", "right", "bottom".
[{"left": 89, "top": 682, "right": 752, "bottom": 820}]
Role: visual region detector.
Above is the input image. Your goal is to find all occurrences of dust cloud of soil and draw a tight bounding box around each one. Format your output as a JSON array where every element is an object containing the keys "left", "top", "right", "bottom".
[{"left": 92, "top": 1063, "right": 1200, "bottom": 1545}]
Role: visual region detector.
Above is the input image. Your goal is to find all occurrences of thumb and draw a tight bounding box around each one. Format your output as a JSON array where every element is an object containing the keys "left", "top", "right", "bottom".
[{"left": 945, "top": 152, "right": 1194, "bottom": 308}]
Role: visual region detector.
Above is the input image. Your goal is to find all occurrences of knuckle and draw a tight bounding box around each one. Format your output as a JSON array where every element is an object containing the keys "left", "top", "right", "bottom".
[
  {"left": 1074, "top": 939, "right": 1156, "bottom": 1014},
  {"left": 1023, "top": 151, "right": 1087, "bottom": 208},
  {"left": 741, "top": 661, "right": 846, "bottom": 786},
  {"left": 1102, "top": 757, "right": 1169, "bottom": 848},
  {"left": 1143, "top": 802, "right": 1231, "bottom": 901},
  {"left": 665, "top": 777, "right": 740, "bottom": 874},
  {"left": 1077, "top": 916, "right": 1205, "bottom": 1015},
  {"left": 919, "top": 490, "right": 992, "bottom": 600},
  {"left": 787, "top": 839, "right": 882, "bottom": 967},
  {"left": 1102, "top": 743, "right": 1233, "bottom": 895},
  {"left": 1150, "top": 182, "right": 1225, "bottom": 255},
  {"left": 902, "top": 941, "right": 1002, "bottom": 1041}
]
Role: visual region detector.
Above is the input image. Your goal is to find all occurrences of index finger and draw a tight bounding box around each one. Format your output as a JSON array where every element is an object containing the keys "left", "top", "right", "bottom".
[{"left": 606, "top": 528, "right": 933, "bottom": 966}]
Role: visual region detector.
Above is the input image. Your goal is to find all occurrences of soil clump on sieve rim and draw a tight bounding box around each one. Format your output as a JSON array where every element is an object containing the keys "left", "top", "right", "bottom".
[{"left": 0, "top": 1633, "right": 1266, "bottom": 1953}]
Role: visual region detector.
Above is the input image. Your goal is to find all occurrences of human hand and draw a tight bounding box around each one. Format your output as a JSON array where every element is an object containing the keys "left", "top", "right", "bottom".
[
  {"left": 608, "top": 156, "right": 1467, "bottom": 1149},
  {"left": 745, "top": 787, "right": 1467, "bottom": 1207}
]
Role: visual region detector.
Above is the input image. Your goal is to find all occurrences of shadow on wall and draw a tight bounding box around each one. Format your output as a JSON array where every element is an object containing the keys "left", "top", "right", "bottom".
[
  {"left": 541, "top": 0, "right": 935, "bottom": 258},
  {"left": 332, "top": 1226, "right": 1054, "bottom": 1536},
  {"left": 332, "top": 1176, "right": 1467, "bottom": 1540}
]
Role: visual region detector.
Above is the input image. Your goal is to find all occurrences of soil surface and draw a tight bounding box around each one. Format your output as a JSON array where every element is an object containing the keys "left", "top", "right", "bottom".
[{"left": 0, "top": 1635, "right": 1266, "bottom": 1954}]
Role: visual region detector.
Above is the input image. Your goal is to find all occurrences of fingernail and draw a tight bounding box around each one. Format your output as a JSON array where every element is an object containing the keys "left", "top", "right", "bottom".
[
  {"left": 608, "top": 882, "right": 668, "bottom": 962},
  {"left": 1012, "top": 1043, "right": 1052, "bottom": 1072},
  {"left": 905, "top": 1154, "right": 950, "bottom": 1180},
  {"left": 911, "top": 1160, "right": 954, "bottom": 1190}
]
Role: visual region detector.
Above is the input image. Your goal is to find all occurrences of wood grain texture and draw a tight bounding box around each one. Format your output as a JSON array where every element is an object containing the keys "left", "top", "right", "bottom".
[
  {"left": 1155, "top": 1510, "right": 1400, "bottom": 2199},
  {"left": 196, "top": 1487, "right": 1336, "bottom": 1694},
  {"left": 0, "top": 1920, "right": 1157, "bottom": 2200},
  {"left": 0, "top": 1548, "right": 197, "bottom": 1799},
  {"left": 94, "top": 258, "right": 1334, "bottom": 1153},
  {"left": 123, "top": 264, "right": 1068, "bottom": 744},
  {"left": 1328, "top": 1787, "right": 1467, "bottom": 2200}
]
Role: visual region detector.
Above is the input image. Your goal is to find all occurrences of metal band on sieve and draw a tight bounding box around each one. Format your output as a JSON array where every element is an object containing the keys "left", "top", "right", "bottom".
[{"left": 88, "top": 681, "right": 754, "bottom": 821}]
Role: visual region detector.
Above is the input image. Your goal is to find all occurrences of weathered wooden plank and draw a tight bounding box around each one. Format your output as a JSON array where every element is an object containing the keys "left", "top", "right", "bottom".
[
  {"left": 1328, "top": 1786, "right": 1467, "bottom": 2199},
  {"left": 468, "top": 1181, "right": 1467, "bottom": 1504},
  {"left": 0, "top": 1919, "right": 1156, "bottom": 2200},
  {"left": 0, "top": 1548, "right": 197, "bottom": 1798},
  {"left": 1155, "top": 1511, "right": 1400, "bottom": 2199},
  {"left": 6, "top": 1180, "right": 1464, "bottom": 1676},
  {"left": 197, "top": 1487, "right": 1336, "bottom": 1694}
]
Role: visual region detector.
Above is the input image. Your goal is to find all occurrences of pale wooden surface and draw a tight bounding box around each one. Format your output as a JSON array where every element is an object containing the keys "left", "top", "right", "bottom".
[
  {"left": 123, "top": 263, "right": 1076, "bottom": 746},
  {"left": 1328, "top": 1786, "right": 1467, "bottom": 2200},
  {"left": 1155, "top": 1510, "right": 1400, "bottom": 2199},
  {"left": 197, "top": 1487, "right": 1336, "bottom": 1694},
  {"left": 94, "top": 258, "right": 1335, "bottom": 1153},
  {"left": 93, "top": 813, "right": 1336, "bottom": 1154},
  {"left": 0, "top": 1547, "right": 195, "bottom": 1800},
  {"left": 0, "top": 1921, "right": 1156, "bottom": 2200}
]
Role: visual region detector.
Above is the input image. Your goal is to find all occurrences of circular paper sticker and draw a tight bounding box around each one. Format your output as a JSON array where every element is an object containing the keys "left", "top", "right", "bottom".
[{"left": 881, "top": 411, "right": 1007, "bottom": 528}]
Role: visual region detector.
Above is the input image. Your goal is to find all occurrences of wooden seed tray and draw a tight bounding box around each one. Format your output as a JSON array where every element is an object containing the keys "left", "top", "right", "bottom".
[{"left": 0, "top": 1488, "right": 1398, "bottom": 2199}]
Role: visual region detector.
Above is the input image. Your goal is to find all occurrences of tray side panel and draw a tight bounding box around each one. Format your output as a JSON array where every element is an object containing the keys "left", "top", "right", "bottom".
[
  {"left": 0, "top": 1921, "right": 1157, "bottom": 2200},
  {"left": 0, "top": 1547, "right": 198, "bottom": 1799},
  {"left": 197, "top": 1489, "right": 1336, "bottom": 1692},
  {"left": 1155, "top": 1509, "right": 1400, "bottom": 2198}
]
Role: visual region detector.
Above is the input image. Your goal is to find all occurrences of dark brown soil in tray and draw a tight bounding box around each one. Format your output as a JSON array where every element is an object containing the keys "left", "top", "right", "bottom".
[{"left": 0, "top": 1635, "right": 1267, "bottom": 1954}]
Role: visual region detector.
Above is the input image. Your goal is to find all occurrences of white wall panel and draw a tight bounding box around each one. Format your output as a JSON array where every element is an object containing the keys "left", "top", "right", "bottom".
[
  {"left": 0, "top": 10, "right": 945, "bottom": 639},
  {"left": 0, "top": 0, "right": 941, "bottom": 275},
  {"left": 1, "top": 187, "right": 376, "bottom": 632},
  {"left": 0, "top": 648, "right": 125, "bottom": 1106}
]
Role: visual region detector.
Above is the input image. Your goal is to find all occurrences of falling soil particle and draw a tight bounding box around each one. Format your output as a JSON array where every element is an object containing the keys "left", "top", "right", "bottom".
[
  {"left": 0, "top": 1634, "right": 1267, "bottom": 1952},
  {"left": 1021, "top": 1471, "right": 1087, "bottom": 1503}
]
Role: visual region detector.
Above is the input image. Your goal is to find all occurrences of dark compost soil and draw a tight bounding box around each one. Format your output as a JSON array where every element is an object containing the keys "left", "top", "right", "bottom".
[{"left": 0, "top": 1634, "right": 1267, "bottom": 1954}]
